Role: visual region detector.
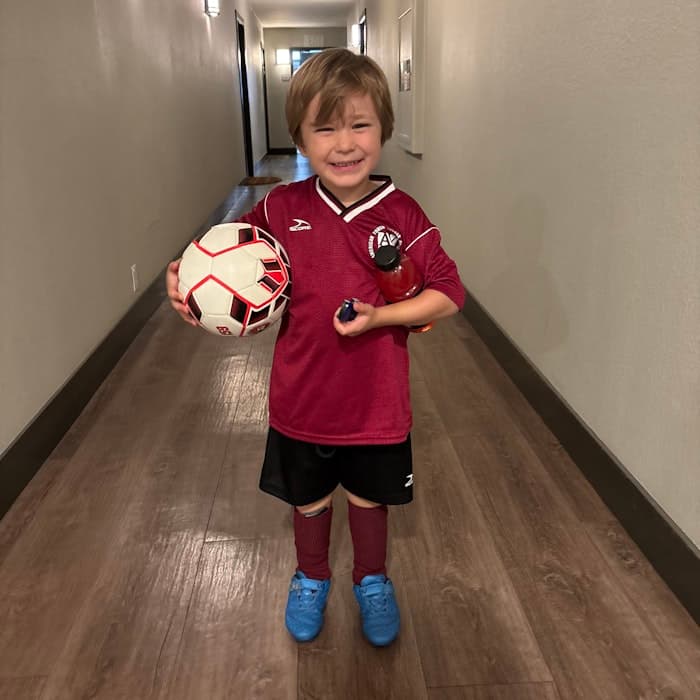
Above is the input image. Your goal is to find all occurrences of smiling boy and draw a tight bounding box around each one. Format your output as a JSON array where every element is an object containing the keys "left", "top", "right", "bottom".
[{"left": 167, "top": 48, "right": 465, "bottom": 646}]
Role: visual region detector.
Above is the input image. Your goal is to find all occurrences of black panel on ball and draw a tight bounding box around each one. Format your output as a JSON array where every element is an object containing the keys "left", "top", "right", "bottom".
[
  {"left": 237, "top": 227, "right": 255, "bottom": 243},
  {"left": 260, "top": 275, "right": 280, "bottom": 292},
  {"left": 249, "top": 307, "right": 269, "bottom": 324},
  {"left": 230, "top": 295, "right": 248, "bottom": 323},
  {"left": 187, "top": 295, "right": 202, "bottom": 321}
]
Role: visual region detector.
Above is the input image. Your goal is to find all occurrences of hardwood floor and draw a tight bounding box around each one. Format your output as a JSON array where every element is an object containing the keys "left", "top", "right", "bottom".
[{"left": 0, "top": 155, "right": 698, "bottom": 699}]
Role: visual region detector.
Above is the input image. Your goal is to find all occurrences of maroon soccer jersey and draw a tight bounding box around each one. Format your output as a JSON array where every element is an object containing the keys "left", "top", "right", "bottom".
[{"left": 239, "top": 175, "right": 464, "bottom": 445}]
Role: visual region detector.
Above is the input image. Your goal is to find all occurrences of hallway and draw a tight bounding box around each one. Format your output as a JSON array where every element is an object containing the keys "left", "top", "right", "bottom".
[{"left": 0, "top": 156, "right": 698, "bottom": 699}]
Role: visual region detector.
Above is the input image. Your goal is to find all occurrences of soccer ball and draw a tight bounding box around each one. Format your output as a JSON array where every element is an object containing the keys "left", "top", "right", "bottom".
[{"left": 178, "top": 222, "right": 292, "bottom": 337}]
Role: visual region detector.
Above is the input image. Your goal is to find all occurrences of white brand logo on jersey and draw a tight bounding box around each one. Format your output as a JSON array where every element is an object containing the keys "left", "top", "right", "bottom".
[
  {"left": 367, "top": 225, "right": 403, "bottom": 258},
  {"left": 289, "top": 218, "right": 312, "bottom": 231},
  {"left": 404, "top": 473, "right": 414, "bottom": 487}
]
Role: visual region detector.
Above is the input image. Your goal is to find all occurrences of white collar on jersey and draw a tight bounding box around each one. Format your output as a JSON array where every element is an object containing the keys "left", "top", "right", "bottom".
[{"left": 315, "top": 175, "right": 395, "bottom": 222}]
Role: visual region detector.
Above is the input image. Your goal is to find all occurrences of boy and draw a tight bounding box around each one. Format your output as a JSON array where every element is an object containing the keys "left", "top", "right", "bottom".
[{"left": 167, "top": 48, "right": 464, "bottom": 646}]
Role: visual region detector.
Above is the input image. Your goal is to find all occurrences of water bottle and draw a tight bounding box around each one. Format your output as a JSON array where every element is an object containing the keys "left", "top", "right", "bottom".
[{"left": 373, "top": 245, "right": 433, "bottom": 333}]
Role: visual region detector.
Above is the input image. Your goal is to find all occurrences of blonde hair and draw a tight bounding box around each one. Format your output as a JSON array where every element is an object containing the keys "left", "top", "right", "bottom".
[{"left": 285, "top": 48, "right": 394, "bottom": 147}]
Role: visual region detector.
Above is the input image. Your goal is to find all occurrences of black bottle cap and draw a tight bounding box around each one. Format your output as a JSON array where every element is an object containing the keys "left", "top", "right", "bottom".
[{"left": 374, "top": 244, "right": 400, "bottom": 271}]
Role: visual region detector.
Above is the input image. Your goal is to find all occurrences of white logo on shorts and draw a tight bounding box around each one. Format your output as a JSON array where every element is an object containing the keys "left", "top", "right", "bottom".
[{"left": 404, "top": 473, "right": 413, "bottom": 487}]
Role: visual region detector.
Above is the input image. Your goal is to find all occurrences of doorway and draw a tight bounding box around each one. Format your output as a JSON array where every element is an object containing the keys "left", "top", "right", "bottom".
[
  {"left": 359, "top": 8, "right": 367, "bottom": 55},
  {"left": 290, "top": 47, "right": 330, "bottom": 74},
  {"left": 235, "top": 11, "right": 255, "bottom": 177},
  {"left": 261, "top": 42, "right": 270, "bottom": 154}
]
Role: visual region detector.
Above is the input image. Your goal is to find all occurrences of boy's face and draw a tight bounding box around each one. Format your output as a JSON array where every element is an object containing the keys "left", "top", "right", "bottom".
[{"left": 298, "top": 92, "right": 383, "bottom": 206}]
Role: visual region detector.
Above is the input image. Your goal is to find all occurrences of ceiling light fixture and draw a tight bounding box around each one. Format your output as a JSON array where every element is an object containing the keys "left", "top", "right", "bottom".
[{"left": 204, "top": 0, "right": 220, "bottom": 17}]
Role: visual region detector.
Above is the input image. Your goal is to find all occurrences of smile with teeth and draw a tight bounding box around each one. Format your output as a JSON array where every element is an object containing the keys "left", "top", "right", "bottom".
[{"left": 331, "top": 158, "right": 363, "bottom": 168}]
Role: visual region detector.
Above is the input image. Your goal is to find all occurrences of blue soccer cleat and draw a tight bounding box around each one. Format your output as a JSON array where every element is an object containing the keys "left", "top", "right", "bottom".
[
  {"left": 353, "top": 574, "right": 400, "bottom": 646},
  {"left": 285, "top": 571, "right": 331, "bottom": 642}
]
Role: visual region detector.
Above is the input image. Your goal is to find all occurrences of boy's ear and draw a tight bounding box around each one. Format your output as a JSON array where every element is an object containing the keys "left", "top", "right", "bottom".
[{"left": 297, "top": 141, "right": 308, "bottom": 157}]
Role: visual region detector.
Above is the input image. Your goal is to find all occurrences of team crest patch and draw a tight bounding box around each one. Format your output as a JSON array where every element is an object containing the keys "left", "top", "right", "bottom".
[{"left": 367, "top": 225, "right": 403, "bottom": 258}]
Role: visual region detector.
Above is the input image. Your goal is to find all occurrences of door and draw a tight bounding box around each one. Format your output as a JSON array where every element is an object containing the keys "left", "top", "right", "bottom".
[
  {"left": 261, "top": 43, "right": 270, "bottom": 153},
  {"left": 359, "top": 9, "right": 367, "bottom": 55},
  {"left": 235, "top": 11, "right": 255, "bottom": 177}
]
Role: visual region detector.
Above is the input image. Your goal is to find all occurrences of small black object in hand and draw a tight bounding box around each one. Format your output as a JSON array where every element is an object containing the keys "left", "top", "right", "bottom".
[{"left": 337, "top": 298, "right": 358, "bottom": 323}]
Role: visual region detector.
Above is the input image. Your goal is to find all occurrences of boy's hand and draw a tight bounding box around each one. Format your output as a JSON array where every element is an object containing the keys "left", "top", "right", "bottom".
[
  {"left": 333, "top": 300, "right": 377, "bottom": 337},
  {"left": 166, "top": 259, "right": 198, "bottom": 327}
]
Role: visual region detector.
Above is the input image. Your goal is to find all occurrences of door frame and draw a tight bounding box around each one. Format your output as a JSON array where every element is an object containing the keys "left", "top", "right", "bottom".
[
  {"left": 359, "top": 8, "right": 367, "bottom": 55},
  {"left": 260, "top": 42, "right": 270, "bottom": 154},
  {"left": 235, "top": 11, "right": 255, "bottom": 177}
]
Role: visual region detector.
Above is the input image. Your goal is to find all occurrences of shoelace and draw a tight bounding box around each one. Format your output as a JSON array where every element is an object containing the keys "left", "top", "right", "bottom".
[{"left": 361, "top": 584, "right": 390, "bottom": 613}]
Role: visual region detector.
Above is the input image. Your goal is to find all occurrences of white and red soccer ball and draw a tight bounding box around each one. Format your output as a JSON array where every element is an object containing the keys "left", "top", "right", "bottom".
[{"left": 178, "top": 222, "right": 292, "bottom": 337}]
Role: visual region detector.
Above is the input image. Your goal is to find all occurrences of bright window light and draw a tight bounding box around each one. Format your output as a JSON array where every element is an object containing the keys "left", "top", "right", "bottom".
[
  {"left": 276, "top": 49, "right": 291, "bottom": 65},
  {"left": 351, "top": 24, "right": 361, "bottom": 48}
]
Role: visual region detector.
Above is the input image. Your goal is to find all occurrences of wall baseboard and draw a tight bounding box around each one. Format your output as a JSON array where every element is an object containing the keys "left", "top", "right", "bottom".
[
  {"left": 462, "top": 292, "right": 700, "bottom": 624},
  {"left": 267, "top": 148, "right": 297, "bottom": 155},
  {"left": 0, "top": 199, "right": 231, "bottom": 520}
]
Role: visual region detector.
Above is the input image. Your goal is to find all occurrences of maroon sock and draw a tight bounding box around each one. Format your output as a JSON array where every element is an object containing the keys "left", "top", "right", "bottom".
[
  {"left": 348, "top": 501, "right": 388, "bottom": 585},
  {"left": 293, "top": 505, "right": 332, "bottom": 580}
]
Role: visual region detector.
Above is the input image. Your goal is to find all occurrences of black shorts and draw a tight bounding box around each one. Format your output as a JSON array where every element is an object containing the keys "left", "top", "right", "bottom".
[{"left": 259, "top": 428, "right": 413, "bottom": 507}]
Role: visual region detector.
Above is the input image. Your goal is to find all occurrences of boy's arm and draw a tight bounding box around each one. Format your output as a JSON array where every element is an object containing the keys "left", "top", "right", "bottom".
[
  {"left": 334, "top": 204, "right": 464, "bottom": 336},
  {"left": 333, "top": 289, "right": 458, "bottom": 336},
  {"left": 372, "top": 289, "right": 457, "bottom": 327}
]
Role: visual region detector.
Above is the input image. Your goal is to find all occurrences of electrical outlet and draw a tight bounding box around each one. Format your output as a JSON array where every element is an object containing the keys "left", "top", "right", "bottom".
[{"left": 130, "top": 264, "right": 139, "bottom": 293}]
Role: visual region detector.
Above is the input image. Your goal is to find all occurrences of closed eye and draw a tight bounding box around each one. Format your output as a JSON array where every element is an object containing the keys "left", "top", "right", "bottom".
[{"left": 353, "top": 123, "right": 371, "bottom": 129}]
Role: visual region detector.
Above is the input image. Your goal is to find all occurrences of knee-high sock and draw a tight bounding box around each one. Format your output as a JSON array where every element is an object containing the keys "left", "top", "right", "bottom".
[
  {"left": 348, "top": 501, "right": 388, "bottom": 585},
  {"left": 293, "top": 505, "right": 332, "bottom": 580}
]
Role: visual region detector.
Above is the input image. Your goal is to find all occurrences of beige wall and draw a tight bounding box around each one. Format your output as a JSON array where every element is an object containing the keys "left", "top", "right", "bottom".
[
  {"left": 263, "top": 27, "right": 349, "bottom": 149},
  {"left": 0, "top": 1, "right": 264, "bottom": 456},
  {"left": 350, "top": 1, "right": 700, "bottom": 548}
]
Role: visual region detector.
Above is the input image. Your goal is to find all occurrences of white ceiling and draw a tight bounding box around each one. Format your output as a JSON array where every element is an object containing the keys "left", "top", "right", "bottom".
[{"left": 250, "top": 1, "right": 355, "bottom": 28}]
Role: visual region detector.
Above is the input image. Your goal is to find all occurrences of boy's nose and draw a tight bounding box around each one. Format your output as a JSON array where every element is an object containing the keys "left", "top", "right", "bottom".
[{"left": 335, "top": 129, "right": 354, "bottom": 151}]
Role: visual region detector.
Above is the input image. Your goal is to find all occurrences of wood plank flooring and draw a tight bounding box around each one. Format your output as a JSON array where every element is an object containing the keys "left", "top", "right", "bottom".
[{"left": 0, "top": 155, "right": 698, "bottom": 699}]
